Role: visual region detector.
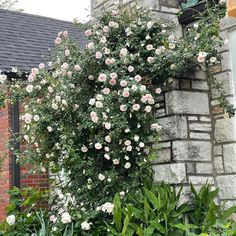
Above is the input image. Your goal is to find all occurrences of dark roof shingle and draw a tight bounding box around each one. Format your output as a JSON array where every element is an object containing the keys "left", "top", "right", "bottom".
[{"left": 0, "top": 9, "right": 86, "bottom": 72}]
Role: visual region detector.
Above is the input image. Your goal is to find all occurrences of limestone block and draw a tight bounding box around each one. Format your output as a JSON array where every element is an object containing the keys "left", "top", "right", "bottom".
[
  {"left": 152, "top": 148, "right": 171, "bottom": 164},
  {"left": 189, "top": 123, "right": 212, "bottom": 132},
  {"left": 188, "top": 116, "right": 198, "bottom": 121},
  {"left": 214, "top": 118, "right": 236, "bottom": 143},
  {"left": 196, "top": 163, "right": 213, "bottom": 174},
  {"left": 223, "top": 144, "right": 236, "bottom": 173},
  {"left": 165, "top": 91, "right": 210, "bottom": 115},
  {"left": 158, "top": 115, "right": 187, "bottom": 141},
  {"left": 214, "top": 156, "right": 224, "bottom": 174},
  {"left": 153, "top": 163, "right": 186, "bottom": 184},
  {"left": 186, "top": 162, "right": 195, "bottom": 174},
  {"left": 172, "top": 141, "right": 211, "bottom": 162},
  {"left": 217, "top": 175, "right": 236, "bottom": 199},
  {"left": 192, "top": 81, "right": 209, "bottom": 90},
  {"left": 188, "top": 176, "right": 214, "bottom": 185},
  {"left": 200, "top": 116, "right": 211, "bottom": 122},
  {"left": 189, "top": 132, "right": 210, "bottom": 140},
  {"left": 214, "top": 145, "right": 223, "bottom": 156},
  {"left": 221, "top": 51, "right": 231, "bottom": 71}
]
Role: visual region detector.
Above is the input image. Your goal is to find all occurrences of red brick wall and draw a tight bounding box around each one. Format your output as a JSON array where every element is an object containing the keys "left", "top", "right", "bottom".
[
  {"left": 0, "top": 105, "right": 12, "bottom": 220},
  {"left": 0, "top": 104, "right": 49, "bottom": 219}
]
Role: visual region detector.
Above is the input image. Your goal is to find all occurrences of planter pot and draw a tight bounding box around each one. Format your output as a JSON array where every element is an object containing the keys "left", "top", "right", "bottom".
[
  {"left": 228, "top": 0, "right": 236, "bottom": 17},
  {"left": 178, "top": 1, "right": 206, "bottom": 25}
]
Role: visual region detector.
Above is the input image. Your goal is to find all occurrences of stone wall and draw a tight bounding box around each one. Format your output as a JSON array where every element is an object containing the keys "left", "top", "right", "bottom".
[{"left": 91, "top": 0, "right": 236, "bottom": 203}]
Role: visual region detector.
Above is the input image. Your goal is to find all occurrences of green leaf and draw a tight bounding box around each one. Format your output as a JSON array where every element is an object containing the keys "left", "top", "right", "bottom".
[
  {"left": 172, "top": 223, "right": 198, "bottom": 231},
  {"left": 113, "top": 194, "right": 122, "bottom": 232}
]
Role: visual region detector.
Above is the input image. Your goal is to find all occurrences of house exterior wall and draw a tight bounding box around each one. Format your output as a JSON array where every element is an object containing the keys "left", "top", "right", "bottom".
[{"left": 91, "top": 0, "right": 236, "bottom": 203}]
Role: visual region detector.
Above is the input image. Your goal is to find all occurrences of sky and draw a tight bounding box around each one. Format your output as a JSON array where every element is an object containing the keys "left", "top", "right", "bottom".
[{"left": 15, "top": 0, "right": 91, "bottom": 22}]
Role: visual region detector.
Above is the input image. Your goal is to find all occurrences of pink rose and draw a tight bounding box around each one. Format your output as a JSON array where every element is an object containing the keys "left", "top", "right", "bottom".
[
  {"left": 120, "top": 80, "right": 127, "bottom": 87},
  {"left": 122, "top": 90, "right": 130, "bottom": 98},
  {"left": 98, "top": 73, "right": 107, "bottom": 82},
  {"left": 31, "top": 68, "right": 39, "bottom": 75},
  {"left": 95, "top": 52, "right": 103, "bottom": 59},
  {"left": 128, "top": 66, "right": 134, "bottom": 72},
  {"left": 155, "top": 88, "right": 162, "bottom": 94},
  {"left": 54, "top": 37, "right": 62, "bottom": 45},
  {"left": 39, "top": 63, "right": 45, "bottom": 70},
  {"left": 61, "top": 62, "right": 69, "bottom": 70},
  {"left": 134, "top": 75, "right": 142, "bottom": 82},
  {"left": 147, "top": 57, "right": 154, "bottom": 63},
  {"left": 103, "top": 26, "right": 110, "bottom": 33},
  {"left": 110, "top": 72, "right": 117, "bottom": 79},
  {"left": 120, "top": 105, "right": 127, "bottom": 112},
  {"left": 28, "top": 74, "right": 35, "bottom": 82},
  {"left": 102, "top": 88, "right": 110, "bottom": 95},
  {"left": 113, "top": 159, "right": 119, "bottom": 165},
  {"left": 85, "top": 29, "right": 92, "bottom": 37},
  {"left": 90, "top": 111, "right": 99, "bottom": 123},
  {"left": 109, "top": 79, "right": 116, "bottom": 86},
  {"left": 63, "top": 31, "right": 69, "bottom": 38},
  {"left": 105, "top": 58, "right": 111, "bottom": 65}
]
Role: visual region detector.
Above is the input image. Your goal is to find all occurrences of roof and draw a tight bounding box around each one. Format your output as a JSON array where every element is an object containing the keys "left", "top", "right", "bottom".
[{"left": 0, "top": 9, "right": 87, "bottom": 73}]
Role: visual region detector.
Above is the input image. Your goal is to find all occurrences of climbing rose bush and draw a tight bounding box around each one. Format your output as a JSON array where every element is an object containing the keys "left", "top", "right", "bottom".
[{"left": 0, "top": 3, "right": 232, "bottom": 234}]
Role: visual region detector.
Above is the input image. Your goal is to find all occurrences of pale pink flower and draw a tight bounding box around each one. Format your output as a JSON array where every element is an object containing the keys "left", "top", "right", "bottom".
[
  {"left": 85, "top": 29, "right": 92, "bottom": 37},
  {"left": 145, "top": 106, "right": 152, "bottom": 112},
  {"left": 134, "top": 75, "right": 142, "bottom": 82},
  {"left": 95, "top": 52, "right": 103, "bottom": 59},
  {"left": 90, "top": 111, "right": 99, "bottom": 123},
  {"left": 57, "top": 31, "right": 63, "bottom": 37},
  {"left": 102, "top": 88, "right": 110, "bottom": 95},
  {"left": 103, "top": 25, "right": 110, "bottom": 33},
  {"left": 146, "top": 44, "right": 154, "bottom": 51},
  {"left": 98, "top": 173, "right": 105, "bottom": 181},
  {"left": 61, "top": 62, "right": 69, "bottom": 70},
  {"left": 95, "top": 143, "right": 102, "bottom": 150},
  {"left": 63, "top": 31, "right": 69, "bottom": 38},
  {"left": 54, "top": 37, "right": 62, "bottom": 45},
  {"left": 151, "top": 123, "right": 162, "bottom": 132},
  {"left": 98, "top": 73, "right": 107, "bottom": 82},
  {"left": 113, "top": 159, "right": 119, "bottom": 165},
  {"left": 31, "top": 68, "right": 39, "bottom": 75},
  {"left": 104, "top": 48, "right": 110, "bottom": 54},
  {"left": 74, "top": 65, "right": 81, "bottom": 71},
  {"left": 124, "top": 140, "right": 131, "bottom": 146},
  {"left": 87, "top": 42, "right": 94, "bottom": 50},
  {"left": 105, "top": 135, "right": 111, "bottom": 143},
  {"left": 140, "top": 85, "right": 146, "bottom": 91},
  {"left": 110, "top": 72, "right": 117, "bottom": 79},
  {"left": 108, "top": 21, "right": 116, "bottom": 27},
  {"left": 39, "top": 63, "right": 45, "bottom": 70},
  {"left": 128, "top": 66, "right": 134, "bottom": 72},
  {"left": 131, "top": 85, "right": 138, "bottom": 91},
  {"left": 109, "top": 79, "right": 116, "bottom": 86},
  {"left": 48, "top": 61, "right": 53, "bottom": 67},
  {"left": 81, "top": 145, "right": 88, "bottom": 153},
  {"left": 132, "top": 104, "right": 140, "bottom": 111},
  {"left": 95, "top": 101, "right": 103, "bottom": 108},
  {"left": 65, "top": 49, "right": 70, "bottom": 56},
  {"left": 104, "top": 154, "right": 110, "bottom": 160},
  {"left": 120, "top": 80, "right": 127, "bottom": 87},
  {"left": 28, "top": 74, "right": 35, "bottom": 82},
  {"left": 147, "top": 57, "right": 154, "bottom": 63},
  {"left": 155, "top": 48, "right": 162, "bottom": 55},
  {"left": 197, "top": 52, "right": 207, "bottom": 63},
  {"left": 127, "top": 146, "right": 132, "bottom": 151},
  {"left": 120, "top": 48, "right": 128, "bottom": 57},
  {"left": 105, "top": 122, "right": 111, "bottom": 130},
  {"left": 120, "top": 105, "right": 127, "bottom": 112},
  {"left": 105, "top": 58, "right": 112, "bottom": 65},
  {"left": 122, "top": 90, "right": 130, "bottom": 98},
  {"left": 124, "top": 162, "right": 131, "bottom": 169},
  {"left": 155, "top": 88, "right": 162, "bottom": 94}
]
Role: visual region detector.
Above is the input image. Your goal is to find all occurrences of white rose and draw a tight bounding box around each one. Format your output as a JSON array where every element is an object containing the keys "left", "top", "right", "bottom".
[
  {"left": 89, "top": 98, "right": 96, "bottom": 106},
  {"left": 81, "top": 221, "right": 92, "bottom": 231},
  {"left": 81, "top": 145, "right": 88, "bottom": 153},
  {"left": 33, "top": 115, "right": 40, "bottom": 122},
  {"left": 26, "top": 84, "right": 34, "bottom": 93},
  {"left": 124, "top": 162, "right": 131, "bottom": 169},
  {"left": 47, "top": 126, "right": 53, "bottom": 132},
  {"left": 127, "top": 146, "right": 132, "bottom": 151},
  {"left": 87, "top": 42, "right": 94, "bottom": 49},
  {"left": 95, "top": 142, "right": 102, "bottom": 150},
  {"left": 151, "top": 123, "right": 162, "bottom": 132},
  {"left": 104, "top": 154, "right": 110, "bottom": 160},
  {"left": 146, "top": 44, "right": 154, "bottom": 51},
  {"left": 0, "top": 74, "right": 7, "bottom": 84},
  {"left": 120, "top": 80, "right": 127, "bottom": 87},
  {"left": 105, "top": 135, "right": 111, "bottom": 143},
  {"left": 61, "top": 212, "right": 71, "bottom": 224},
  {"left": 120, "top": 48, "right": 128, "bottom": 57},
  {"left": 132, "top": 104, "right": 140, "bottom": 111},
  {"left": 101, "top": 202, "right": 114, "bottom": 213},
  {"left": 95, "top": 101, "right": 103, "bottom": 108},
  {"left": 52, "top": 103, "right": 58, "bottom": 110},
  {"left": 98, "top": 173, "right": 105, "bottom": 181},
  {"left": 6, "top": 215, "right": 15, "bottom": 225},
  {"left": 120, "top": 105, "right": 127, "bottom": 112},
  {"left": 48, "top": 86, "right": 54, "bottom": 93},
  {"left": 105, "top": 122, "right": 111, "bottom": 130},
  {"left": 124, "top": 140, "right": 131, "bottom": 146}
]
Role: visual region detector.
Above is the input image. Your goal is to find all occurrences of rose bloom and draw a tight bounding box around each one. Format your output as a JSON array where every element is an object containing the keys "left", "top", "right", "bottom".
[
  {"left": 210, "top": 57, "right": 217, "bottom": 63},
  {"left": 31, "top": 67, "right": 39, "bottom": 75},
  {"left": 95, "top": 143, "right": 102, "bottom": 150},
  {"left": 39, "top": 63, "right": 45, "bottom": 69},
  {"left": 105, "top": 122, "right": 111, "bottom": 130},
  {"left": 169, "top": 43, "right": 176, "bottom": 50},
  {"left": 88, "top": 75, "right": 94, "bottom": 80},
  {"left": 197, "top": 51, "right": 207, "bottom": 63},
  {"left": 61, "top": 212, "right": 71, "bottom": 224},
  {"left": 131, "top": 84, "right": 138, "bottom": 91},
  {"left": 101, "top": 202, "right": 114, "bottom": 213},
  {"left": 98, "top": 73, "right": 107, "bottom": 82},
  {"left": 120, "top": 48, "right": 128, "bottom": 57},
  {"left": 104, "top": 153, "right": 110, "bottom": 160},
  {"left": 95, "top": 51, "right": 103, "bottom": 59},
  {"left": 65, "top": 49, "right": 70, "bottom": 56},
  {"left": 146, "top": 44, "right": 154, "bottom": 51},
  {"left": 61, "top": 62, "right": 69, "bottom": 70},
  {"left": 100, "top": 36, "right": 107, "bottom": 44},
  {"left": 110, "top": 72, "right": 117, "bottom": 79},
  {"left": 6, "top": 215, "right": 15, "bottom": 225},
  {"left": 85, "top": 29, "right": 92, "bottom": 37},
  {"left": 109, "top": 79, "right": 116, "bottom": 86},
  {"left": 104, "top": 48, "right": 110, "bottom": 54},
  {"left": 90, "top": 111, "right": 99, "bottom": 123},
  {"left": 170, "top": 64, "right": 177, "bottom": 70},
  {"left": 122, "top": 89, "right": 130, "bottom": 98},
  {"left": 127, "top": 145, "right": 132, "bottom": 151},
  {"left": 128, "top": 66, "right": 134, "bottom": 72},
  {"left": 81, "top": 145, "right": 88, "bottom": 153},
  {"left": 105, "top": 58, "right": 112, "bottom": 65},
  {"left": 120, "top": 80, "right": 127, "bottom": 87},
  {"left": 113, "top": 159, "right": 119, "bottom": 165},
  {"left": 89, "top": 98, "right": 96, "bottom": 106},
  {"left": 81, "top": 221, "right": 92, "bottom": 231},
  {"left": 105, "top": 135, "right": 111, "bottom": 143},
  {"left": 48, "top": 86, "right": 53, "bottom": 93},
  {"left": 155, "top": 48, "right": 162, "bottom": 55},
  {"left": 74, "top": 64, "right": 81, "bottom": 71},
  {"left": 168, "top": 35, "right": 175, "bottom": 42},
  {"left": 26, "top": 84, "right": 33, "bottom": 93},
  {"left": 95, "top": 101, "right": 103, "bottom": 108},
  {"left": 87, "top": 42, "right": 94, "bottom": 50},
  {"left": 33, "top": 115, "right": 40, "bottom": 121},
  {"left": 102, "top": 88, "right": 110, "bottom": 95},
  {"left": 63, "top": 31, "right": 68, "bottom": 37},
  {"left": 124, "top": 140, "right": 131, "bottom": 146},
  {"left": 96, "top": 94, "right": 104, "bottom": 101},
  {"left": 47, "top": 126, "right": 53, "bottom": 132},
  {"left": 54, "top": 37, "right": 61, "bottom": 45},
  {"left": 147, "top": 57, "right": 154, "bottom": 63},
  {"left": 98, "top": 173, "right": 105, "bottom": 181},
  {"left": 132, "top": 104, "right": 140, "bottom": 111},
  {"left": 147, "top": 21, "right": 153, "bottom": 29},
  {"left": 124, "top": 162, "right": 131, "bottom": 169},
  {"left": 120, "top": 105, "right": 127, "bottom": 112},
  {"left": 140, "top": 85, "right": 146, "bottom": 91},
  {"left": 134, "top": 75, "right": 142, "bottom": 82},
  {"left": 145, "top": 105, "right": 152, "bottom": 112},
  {"left": 151, "top": 123, "right": 162, "bottom": 132},
  {"left": 103, "top": 25, "right": 110, "bottom": 33},
  {"left": 148, "top": 98, "right": 155, "bottom": 105},
  {"left": 155, "top": 88, "right": 162, "bottom": 94},
  {"left": 27, "top": 74, "right": 35, "bottom": 82}
]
